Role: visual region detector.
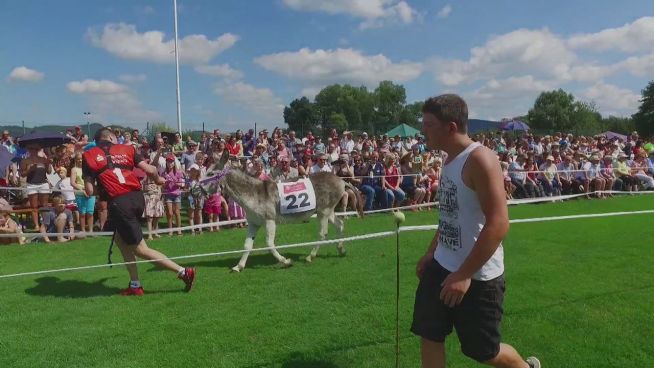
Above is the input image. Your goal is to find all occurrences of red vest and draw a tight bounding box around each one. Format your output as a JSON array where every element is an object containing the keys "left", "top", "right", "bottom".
[{"left": 83, "top": 144, "right": 142, "bottom": 199}]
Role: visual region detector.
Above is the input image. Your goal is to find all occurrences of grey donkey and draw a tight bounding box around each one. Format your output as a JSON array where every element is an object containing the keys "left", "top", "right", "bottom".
[{"left": 202, "top": 152, "right": 364, "bottom": 272}]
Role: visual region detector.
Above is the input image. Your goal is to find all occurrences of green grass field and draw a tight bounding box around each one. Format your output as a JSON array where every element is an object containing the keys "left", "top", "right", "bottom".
[{"left": 1, "top": 195, "right": 653, "bottom": 367}]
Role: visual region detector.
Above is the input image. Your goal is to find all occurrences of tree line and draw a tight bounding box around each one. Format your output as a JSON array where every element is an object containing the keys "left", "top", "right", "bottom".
[{"left": 284, "top": 80, "right": 654, "bottom": 137}]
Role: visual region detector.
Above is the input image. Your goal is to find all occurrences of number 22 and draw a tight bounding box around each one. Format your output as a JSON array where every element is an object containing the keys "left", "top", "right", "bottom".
[{"left": 286, "top": 193, "right": 310, "bottom": 210}]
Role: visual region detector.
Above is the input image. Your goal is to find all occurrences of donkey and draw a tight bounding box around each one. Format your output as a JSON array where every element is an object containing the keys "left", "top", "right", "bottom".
[{"left": 204, "top": 154, "right": 364, "bottom": 272}]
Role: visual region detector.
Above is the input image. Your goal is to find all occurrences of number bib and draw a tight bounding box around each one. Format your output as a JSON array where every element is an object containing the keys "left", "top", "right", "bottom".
[{"left": 277, "top": 179, "right": 317, "bottom": 215}]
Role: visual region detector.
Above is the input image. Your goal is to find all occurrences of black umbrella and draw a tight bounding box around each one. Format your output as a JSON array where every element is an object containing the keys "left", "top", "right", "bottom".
[{"left": 18, "top": 131, "right": 74, "bottom": 148}]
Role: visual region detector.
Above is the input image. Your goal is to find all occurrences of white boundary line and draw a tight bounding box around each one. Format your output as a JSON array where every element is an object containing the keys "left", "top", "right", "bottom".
[{"left": 0, "top": 208, "right": 652, "bottom": 280}]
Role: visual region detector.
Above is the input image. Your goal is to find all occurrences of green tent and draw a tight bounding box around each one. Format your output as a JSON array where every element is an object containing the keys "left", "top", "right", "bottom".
[{"left": 384, "top": 123, "right": 421, "bottom": 138}]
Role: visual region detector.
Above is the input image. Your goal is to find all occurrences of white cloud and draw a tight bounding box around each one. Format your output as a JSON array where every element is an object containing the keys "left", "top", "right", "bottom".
[
  {"left": 432, "top": 28, "right": 575, "bottom": 86},
  {"left": 283, "top": 0, "right": 417, "bottom": 29},
  {"left": 568, "top": 16, "right": 654, "bottom": 53},
  {"left": 215, "top": 82, "right": 285, "bottom": 118},
  {"left": 118, "top": 74, "right": 147, "bottom": 83},
  {"left": 437, "top": 4, "right": 452, "bottom": 18},
  {"left": 616, "top": 53, "right": 654, "bottom": 77},
  {"left": 87, "top": 23, "right": 238, "bottom": 64},
  {"left": 8, "top": 66, "right": 44, "bottom": 82},
  {"left": 67, "top": 79, "right": 127, "bottom": 94},
  {"left": 464, "top": 76, "right": 557, "bottom": 119},
  {"left": 255, "top": 48, "right": 422, "bottom": 87},
  {"left": 194, "top": 64, "right": 243, "bottom": 80},
  {"left": 583, "top": 82, "right": 640, "bottom": 116},
  {"left": 67, "top": 79, "right": 159, "bottom": 122},
  {"left": 141, "top": 5, "right": 155, "bottom": 15}
]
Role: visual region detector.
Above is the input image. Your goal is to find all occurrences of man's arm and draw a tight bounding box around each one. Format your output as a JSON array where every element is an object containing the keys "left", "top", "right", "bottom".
[{"left": 137, "top": 160, "right": 165, "bottom": 185}]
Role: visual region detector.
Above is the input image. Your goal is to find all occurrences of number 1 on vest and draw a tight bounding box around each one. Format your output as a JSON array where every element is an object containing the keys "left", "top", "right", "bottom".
[{"left": 113, "top": 168, "right": 126, "bottom": 184}]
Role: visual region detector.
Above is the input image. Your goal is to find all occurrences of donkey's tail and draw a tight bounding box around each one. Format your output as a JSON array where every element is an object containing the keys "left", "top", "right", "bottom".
[{"left": 344, "top": 182, "right": 365, "bottom": 218}]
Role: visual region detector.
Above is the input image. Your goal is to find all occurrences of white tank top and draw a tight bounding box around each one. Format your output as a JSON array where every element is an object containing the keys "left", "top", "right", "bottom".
[{"left": 434, "top": 142, "right": 504, "bottom": 281}]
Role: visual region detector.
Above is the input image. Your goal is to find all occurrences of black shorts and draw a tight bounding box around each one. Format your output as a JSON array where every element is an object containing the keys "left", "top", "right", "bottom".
[
  {"left": 411, "top": 259, "right": 505, "bottom": 362},
  {"left": 105, "top": 191, "right": 145, "bottom": 245}
]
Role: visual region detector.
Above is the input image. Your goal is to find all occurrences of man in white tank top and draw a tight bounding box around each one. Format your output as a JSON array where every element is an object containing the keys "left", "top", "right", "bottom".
[{"left": 411, "top": 94, "right": 540, "bottom": 368}]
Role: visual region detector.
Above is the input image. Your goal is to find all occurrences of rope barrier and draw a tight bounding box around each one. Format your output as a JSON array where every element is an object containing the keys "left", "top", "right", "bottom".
[{"left": 1, "top": 189, "right": 652, "bottom": 239}]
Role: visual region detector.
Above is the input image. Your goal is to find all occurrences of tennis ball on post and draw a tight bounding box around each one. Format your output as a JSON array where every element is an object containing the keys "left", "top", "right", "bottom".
[{"left": 393, "top": 211, "right": 405, "bottom": 225}]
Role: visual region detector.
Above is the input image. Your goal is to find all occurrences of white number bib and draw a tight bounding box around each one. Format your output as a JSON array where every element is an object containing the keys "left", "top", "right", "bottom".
[{"left": 277, "top": 179, "right": 317, "bottom": 215}]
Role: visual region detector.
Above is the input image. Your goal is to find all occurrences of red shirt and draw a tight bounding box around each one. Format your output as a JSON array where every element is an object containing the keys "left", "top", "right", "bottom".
[
  {"left": 226, "top": 142, "right": 241, "bottom": 155},
  {"left": 83, "top": 142, "right": 143, "bottom": 199},
  {"left": 386, "top": 165, "right": 400, "bottom": 188}
]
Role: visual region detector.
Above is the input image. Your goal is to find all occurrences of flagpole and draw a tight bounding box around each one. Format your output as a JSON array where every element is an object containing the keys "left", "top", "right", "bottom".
[{"left": 173, "top": 0, "right": 183, "bottom": 139}]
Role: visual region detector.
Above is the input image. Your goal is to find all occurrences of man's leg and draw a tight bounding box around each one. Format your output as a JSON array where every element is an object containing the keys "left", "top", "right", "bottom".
[
  {"left": 115, "top": 234, "right": 139, "bottom": 282},
  {"left": 483, "top": 343, "right": 529, "bottom": 368},
  {"left": 133, "top": 239, "right": 184, "bottom": 273},
  {"left": 421, "top": 339, "right": 445, "bottom": 368},
  {"left": 54, "top": 213, "right": 68, "bottom": 242}
]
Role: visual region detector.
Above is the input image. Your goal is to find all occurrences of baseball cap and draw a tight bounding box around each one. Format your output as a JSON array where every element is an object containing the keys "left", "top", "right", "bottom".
[
  {"left": 165, "top": 154, "right": 176, "bottom": 161},
  {"left": 188, "top": 163, "right": 200, "bottom": 171}
]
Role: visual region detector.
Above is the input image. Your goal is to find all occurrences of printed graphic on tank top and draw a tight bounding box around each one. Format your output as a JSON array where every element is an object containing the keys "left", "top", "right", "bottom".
[{"left": 435, "top": 142, "right": 504, "bottom": 281}]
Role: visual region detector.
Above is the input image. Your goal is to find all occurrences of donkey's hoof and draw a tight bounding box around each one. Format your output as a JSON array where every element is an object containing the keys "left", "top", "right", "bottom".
[
  {"left": 337, "top": 246, "right": 347, "bottom": 256},
  {"left": 305, "top": 255, "right": 313, "bottom": 263},
  {"left": 280, "top": 259, "right": 293, "bottom": 268},
  {"left": 230, "top": 265, "right": 242, "bottom": 273}
]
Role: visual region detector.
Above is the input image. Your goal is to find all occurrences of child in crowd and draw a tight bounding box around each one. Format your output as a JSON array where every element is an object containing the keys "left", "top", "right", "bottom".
[
  {"left": 142, "top": 168, "right": 164, "bottom": 240},
  {"left": 187, "top": 164, "right": 206, "bottom": 235},
  {"left": 500, "top": 161, "right": 515, "bottom": 199},
  {"left": 54, "top": 167, "right": 79, "bottom": 227},
  {"left": 163, "top": 154, "right": 184, "bottom": 236},
  {"left": 0, "top": 202, "right": 25, "bottom": 245},
  {"left": 203, "top": 186, "right": 228, "bottom": 232}
]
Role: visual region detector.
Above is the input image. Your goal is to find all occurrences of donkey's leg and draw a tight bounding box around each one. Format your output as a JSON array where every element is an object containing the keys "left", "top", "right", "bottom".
[
  {"left": 232, "top": 223, "right": 259, "bottom": 272},
  {"left": 329, "top": 212, "right": 346, "bottom": 256},
  {"left": 306, "top": 213, "right": 329, "bottom": 263},
  {"left": 265, "top": 220, "right": 292, "bottom": 267}
]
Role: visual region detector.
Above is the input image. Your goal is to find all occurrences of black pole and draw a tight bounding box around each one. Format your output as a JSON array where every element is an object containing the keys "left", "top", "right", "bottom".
[
  {"left": 395, "top": 221, "right": 401, "bottom": 368},
  {"left": 22, "top": 120, "right": 25, "bottom": 135},
  {"left": 202, "top": 122, "right": 205, "bottom": 133}
]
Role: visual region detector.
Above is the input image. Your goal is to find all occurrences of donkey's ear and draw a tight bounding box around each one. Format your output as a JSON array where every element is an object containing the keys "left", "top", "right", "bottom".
[{"left": 219, "top": 150, "right": 230, "bottom": 168}]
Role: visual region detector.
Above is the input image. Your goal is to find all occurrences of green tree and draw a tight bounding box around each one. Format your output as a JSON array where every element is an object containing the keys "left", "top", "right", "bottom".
[
  {"left": 283, "top": 97, "right": 319, "bottom": 136},
  {"left": 325, "top": 112, "right": 348, "bottom": 132},
  {"left": 600, "top": 116, "right": 635, "bottom": 134},
  {"left": 633, "top": 80, "right": 654, "bottom": 137},
  {"left": 571, "top": 101, "right": 602, "bottom": 135},
  {"left": 373, "top": 81, "right": 407, "bottom": 133},
  {"left": 398, "top": 101, "right": 424, "bottom": 129},
  {"left": 527, "top": 89, "right": 576, "bottom": 132}
]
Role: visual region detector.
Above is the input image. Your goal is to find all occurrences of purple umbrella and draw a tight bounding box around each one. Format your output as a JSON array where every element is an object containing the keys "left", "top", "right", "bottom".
[{"left": 500, "top": 120, "right": 530, "bottom": 131}]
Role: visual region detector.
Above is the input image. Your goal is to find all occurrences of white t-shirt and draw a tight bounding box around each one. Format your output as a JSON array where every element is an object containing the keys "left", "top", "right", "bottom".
[{"left": 56, "top": 177, "right": 76, "bottom": 203}]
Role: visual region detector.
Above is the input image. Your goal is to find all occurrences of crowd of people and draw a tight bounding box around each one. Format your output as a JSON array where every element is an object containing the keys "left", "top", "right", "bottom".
[{"left": 0, "top": 124, "right": 653, "bottom": 245}]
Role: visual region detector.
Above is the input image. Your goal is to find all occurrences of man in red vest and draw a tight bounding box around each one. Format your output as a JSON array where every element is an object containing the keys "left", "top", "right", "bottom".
[{"left": 83, "top": 128, "right": 195, "bottom": 296}]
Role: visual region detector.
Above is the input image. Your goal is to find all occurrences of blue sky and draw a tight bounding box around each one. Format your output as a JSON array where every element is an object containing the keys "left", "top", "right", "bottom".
[{"left": 2, "top": 0, "right": 653, "bottom": 132}]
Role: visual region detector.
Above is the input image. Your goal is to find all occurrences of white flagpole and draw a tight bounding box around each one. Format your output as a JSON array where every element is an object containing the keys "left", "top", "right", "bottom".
[{"left": 173, "top": 0, "right": 183, "bottom": 139}]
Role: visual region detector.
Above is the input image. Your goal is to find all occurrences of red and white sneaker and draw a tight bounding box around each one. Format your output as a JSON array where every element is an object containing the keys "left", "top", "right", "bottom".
[
  {"left": 120, "top": 286, "right": 144, "bottom": 296},
  {"left": 178, "top": 268, "right": 196, "bottom": 292}
]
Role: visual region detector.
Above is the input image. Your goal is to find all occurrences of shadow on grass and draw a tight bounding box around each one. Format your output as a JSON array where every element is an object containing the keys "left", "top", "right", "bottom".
[
  {"left": 145, "top": 251, "right": 345, "bottom": 273},
  {"left": 25, "top": 277, "right": 121, "bottom": 298},
  {"left": 280, "top": 352, "right": 340, "bottom": 368},
  {"left": 245, "top": 352, "right": 340, "bottom": 368}
]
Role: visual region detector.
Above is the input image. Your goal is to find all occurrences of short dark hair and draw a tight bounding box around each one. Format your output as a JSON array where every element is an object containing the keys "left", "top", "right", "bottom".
[
  {"left": 422, "top": 94, "right": 468, "bottom": 133},
  {"left": 94, "top": 127, "right": 113, "bottom": 142}
]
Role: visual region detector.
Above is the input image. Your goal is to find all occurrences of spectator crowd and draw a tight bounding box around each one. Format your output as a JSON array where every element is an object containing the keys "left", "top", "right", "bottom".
[{"left": 0, "top": 124, "right": 653, "bottom": 245}]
